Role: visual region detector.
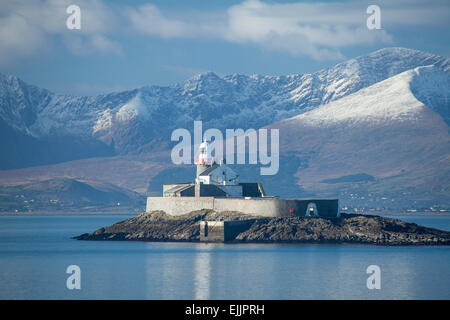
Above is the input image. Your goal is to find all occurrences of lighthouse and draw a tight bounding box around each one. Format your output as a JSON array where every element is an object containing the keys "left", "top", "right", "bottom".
[
  {"left": 147, "top": 137, "right": 339, "bottom": 218},
  {"left": 194, "top": 140, "right": 240, "bottom": 189},
  {"left": 194, "top": 140, "right": 215, "bottom": 182}
]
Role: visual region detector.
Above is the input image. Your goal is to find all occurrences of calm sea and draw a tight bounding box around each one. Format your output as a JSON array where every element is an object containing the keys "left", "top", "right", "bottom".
[{"left": 0, "top": 214, "right": 449, "bottom": 300}]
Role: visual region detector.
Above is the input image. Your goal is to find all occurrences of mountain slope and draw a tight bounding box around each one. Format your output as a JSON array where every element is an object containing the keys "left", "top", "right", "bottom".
[
  {"left": 0, "top": 47, "right": 448, "bottom": 169},
  {"left": 0, "top": 47, "right": 448, "bottom": 210},
  {"left": 2, "top": 64, "right": 447, "bottom": 210},
  {"left": 0, "top": 177, "right": 145, "bottom": 212},
  {"left": 266, "top": 65, "right": 450, "bottom": 209}
]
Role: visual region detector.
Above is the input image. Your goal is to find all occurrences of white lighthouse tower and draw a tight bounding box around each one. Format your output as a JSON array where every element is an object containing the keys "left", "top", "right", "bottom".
[
  {"left": 194, "top": 140, "right": 215, "bottom": 182},
  {"left": 194, "top": 140, "right": 239, "bottom": 188}
]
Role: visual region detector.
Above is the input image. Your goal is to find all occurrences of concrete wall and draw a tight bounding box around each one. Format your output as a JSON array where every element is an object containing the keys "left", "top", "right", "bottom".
[
  {"left": 200, "top": 220, "right": 256, "bottom": 242},
  {"left": 146, "top": 197, "right": 339, "bottom": 217},
  {"left": 200, "top": 221, "right": 225, "bottom": 242},
  {"left": 146, "top": 197, "right": 214, "bottom": 215}
]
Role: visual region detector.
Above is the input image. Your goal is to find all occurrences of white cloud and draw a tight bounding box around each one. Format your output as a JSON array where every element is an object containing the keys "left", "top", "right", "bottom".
[
  {"left": 0, "top": 14, "right": 49, "bottom": 65},
  {"left": 124, "top": 0, "right": 395, "bottom": 60},
  {"left": 224, "top": 0, "right": 392, "bottom": 59},
  {"left": 125, "top": 3, "right": 228, "bottom": 40},
  {"left": 126, "top": 4, "right": 188, "bottom": 38},
  {"left": 0, "top": 0, "right": 448, "bottom": 65},
  {"left": 0, "top": 0, "right": 122, "bottom": 66}
]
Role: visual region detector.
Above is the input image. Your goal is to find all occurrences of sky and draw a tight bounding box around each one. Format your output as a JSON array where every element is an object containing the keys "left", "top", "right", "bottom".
[{"left": 0, "top": 0, "right": 449, "bottom": 95}]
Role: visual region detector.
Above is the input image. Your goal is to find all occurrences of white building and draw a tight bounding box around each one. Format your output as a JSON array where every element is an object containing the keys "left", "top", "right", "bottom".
[{"left": 194, "top": 140, "right": 242, "bottom": 197}]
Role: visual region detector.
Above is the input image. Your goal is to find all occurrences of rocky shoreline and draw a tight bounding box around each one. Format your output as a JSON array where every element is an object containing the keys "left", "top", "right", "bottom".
[{"left": 74, "top": 210, "right": 450, "bottom": 246}]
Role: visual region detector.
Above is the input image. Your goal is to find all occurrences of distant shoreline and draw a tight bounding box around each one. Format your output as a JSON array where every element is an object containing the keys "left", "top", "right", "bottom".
[
  {"left": 0, "top": 210, "right": 448, "bottom": 217},
  {"left": 0, "top": 210, "right": 139, "bottom": 216}
]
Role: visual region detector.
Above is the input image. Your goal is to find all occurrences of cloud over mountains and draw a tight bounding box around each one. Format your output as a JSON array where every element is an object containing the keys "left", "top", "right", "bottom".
[{"left": 1, "top": 0, "right": 449, "bottom": 66}]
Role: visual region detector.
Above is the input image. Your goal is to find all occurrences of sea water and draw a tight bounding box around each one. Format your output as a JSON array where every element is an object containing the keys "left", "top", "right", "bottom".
[{"left": 0, "top": 214, "right": 449, "bottom": 300}]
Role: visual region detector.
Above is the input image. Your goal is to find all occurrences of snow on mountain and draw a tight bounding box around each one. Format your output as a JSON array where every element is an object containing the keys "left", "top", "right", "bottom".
[
  {"left": 409, "top": 65, "right": 450, "bottom": 125},
  {"left": 1, "top": 48, "right": 448, "bottom": 208},
  {"left": 115, "top": 93, "right": 151, "bottom": 123},
  {"left": 265, "top": 64, "right": 450, "bottom": 206},
  {"left": 28, "top": 90, "right": 137, "bottom": 137},
  {"left": 0, "top": 74, "right": 52, "bottom": 135},
  {"left": 283, "top": 65, "right": 449, "bottom": 127},
  {"left": 0, "top": 47, "right": 448, "bottom": 170},
  {"left": 1, "top": 47, "right": 448, "bottom": 139}
]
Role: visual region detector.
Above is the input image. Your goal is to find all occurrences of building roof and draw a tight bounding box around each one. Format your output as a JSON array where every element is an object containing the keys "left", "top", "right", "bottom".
[
  {"left": 164, "top": 184, "right": 193, "bottom": 194},
  {"left": 199, "top": 164, "right": 220, "bottom": 176}
]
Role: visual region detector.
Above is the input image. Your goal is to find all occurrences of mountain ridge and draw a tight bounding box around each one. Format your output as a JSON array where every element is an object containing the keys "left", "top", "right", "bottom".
[
  {"left": 0, "top": 47, "right": 449, "bottom": 211},
  {"left": 0, "top": 47, "right": 448, "bottom": 168},
  {"left": 265, "top": 64, "right": 449, "bottom": 209},
  {"left": 0, "top": 177, "right": 145, "bottom": 213}
]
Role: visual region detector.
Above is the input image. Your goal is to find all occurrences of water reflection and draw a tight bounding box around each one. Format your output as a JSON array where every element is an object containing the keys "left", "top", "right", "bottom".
[
  {"left": 2, "top": 214, "right": 448, "bottom": 299},
  {"left": 144, "top": 243, "right": 198, "bottom": 299},
  {"left": 194, "top": 243, "right": 212, "bottom": 300},
  {"left": 111, "top": 242, "right": 450, "bottom": 299}
]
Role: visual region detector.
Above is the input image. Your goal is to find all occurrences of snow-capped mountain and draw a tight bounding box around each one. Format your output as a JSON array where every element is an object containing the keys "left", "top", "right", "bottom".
[
  {"left": 276, "top": 65, "right": 449, "bottom": 128},
  {"left": 265, "top": 65, "right": 449, "bottom": 208},
  {"left": 0, "top": 47, "right": 448, "bottom": 170},
  {"left": 0, "top": 47, "right": 448, "bottom": 209}
]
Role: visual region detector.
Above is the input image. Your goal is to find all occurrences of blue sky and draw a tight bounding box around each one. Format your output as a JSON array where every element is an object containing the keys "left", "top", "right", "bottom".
[{"left": 0, "top": 0, "right": 449, "bottom": 95}]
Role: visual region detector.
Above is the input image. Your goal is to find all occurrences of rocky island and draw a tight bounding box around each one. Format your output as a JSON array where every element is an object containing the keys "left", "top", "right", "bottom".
[{"left": 75, "top": 210, "right": 450, "bottom": 246}]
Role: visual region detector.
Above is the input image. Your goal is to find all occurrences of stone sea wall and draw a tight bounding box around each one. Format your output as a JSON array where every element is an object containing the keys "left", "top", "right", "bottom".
[{"left": 146, "top": 197, "right": 339, "bottom": 217}]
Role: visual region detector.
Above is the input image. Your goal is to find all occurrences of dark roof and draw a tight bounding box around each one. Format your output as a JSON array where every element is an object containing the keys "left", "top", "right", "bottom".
[
  {"left": 199, "top": 164, "right": 220, "bottom": 176},
  {"left": 164, "top": 184, "right": 194, "bottom": 194},
  {"left": 197, "top": 184, "right": 227, "bottom": 197},
  {"left": 239, "top": 183, "right": 262, "bottom": 197}
]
